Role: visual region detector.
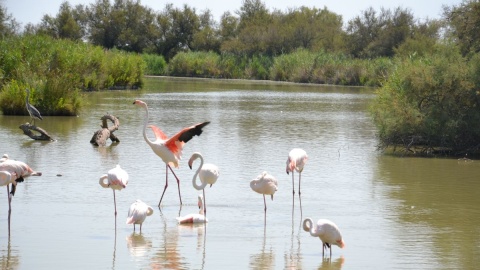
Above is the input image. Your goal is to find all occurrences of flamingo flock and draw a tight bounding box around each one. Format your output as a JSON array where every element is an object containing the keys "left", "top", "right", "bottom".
[{"left": 1, "top": 98, "right": 345, "bottom": 258}]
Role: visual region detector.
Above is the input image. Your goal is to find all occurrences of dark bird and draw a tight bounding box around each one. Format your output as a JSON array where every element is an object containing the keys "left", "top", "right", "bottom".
[{"left": 25, "top": 89, "right": 43, "bottom": 125}]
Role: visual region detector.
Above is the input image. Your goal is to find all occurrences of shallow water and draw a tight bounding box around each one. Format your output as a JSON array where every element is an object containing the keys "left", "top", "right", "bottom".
[{"left": 0, "top": 77, "right": 479, "bottom": 269}]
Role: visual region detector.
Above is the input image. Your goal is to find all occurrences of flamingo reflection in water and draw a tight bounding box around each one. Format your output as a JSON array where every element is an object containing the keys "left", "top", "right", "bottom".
[
  {"left": 150, "top": 210, "right": 187, "bottom": 269},
  {"left": 126, "top": 233, "right": 153, "bottom": 259},
  {"left": 249, "top": 223, "right": 275, "bottom": 270}
]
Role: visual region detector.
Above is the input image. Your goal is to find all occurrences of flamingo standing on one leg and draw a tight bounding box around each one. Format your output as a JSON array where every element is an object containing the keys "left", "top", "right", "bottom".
[
  {"left": 176, "top": 194, "right": 208, "bottom": 224},
  {"left": 286, "top": 148, "right": 308, "bottom": 196},
  {"left": 133, "top": 99, "right": 210, "bottom": 207},
  {"left": 0, "top": 158, "right": 42, "bottom": 228},
  {"left": 126, "top": 200, "right": 154, "bottom": 233},
  {"left": 250, "top": 171, "right": 278, "bottom": 213},
  {"left": 303, "top": 217, "right": 345, "bottom": 257},
  {"left": 0, "top": 171, "right": 16, "bottom": 216},
  {"left": 188, "top": 152, "right": 219, "bottom": 217},
  {"left": 99, "top": 165, "right": 129, "bottom": 216}
]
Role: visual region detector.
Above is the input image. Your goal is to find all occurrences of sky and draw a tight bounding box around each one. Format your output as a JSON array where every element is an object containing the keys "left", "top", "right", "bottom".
[{"left": 4, "top": 0, "right": 464, "bottom": 27}]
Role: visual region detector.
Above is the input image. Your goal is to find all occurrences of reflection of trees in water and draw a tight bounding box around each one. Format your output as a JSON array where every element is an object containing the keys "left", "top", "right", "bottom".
[
  {"left": 317, "top": 257, "right": 344, "bottom": 270},
  {"left": 150, "top": 208, "right": 189, "bottom": 270},
  {"left": 0, "top": 237, "right": 20, "bottom": 270},
  {"left": 250, "top": 225, "right": 275, "bottom": 270},
  {"left": 126, "top": 233, "right": 153, "bottom": 259},
  {"left": 376, "top": 156, "right": 480, "bottom": 268}
]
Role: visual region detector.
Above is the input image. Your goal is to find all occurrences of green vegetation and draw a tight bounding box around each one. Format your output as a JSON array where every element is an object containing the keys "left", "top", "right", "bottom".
[
  {"left": 0, "top": 35, "right": 144, "bottom": 116},
  {"left": 2, "top": 0, "right": 480, "bottom": 155}
]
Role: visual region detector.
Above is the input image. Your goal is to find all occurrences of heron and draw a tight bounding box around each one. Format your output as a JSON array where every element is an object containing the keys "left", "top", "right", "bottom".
[{"left": 25, "top": 89, "right": 43, "bottom": 126}]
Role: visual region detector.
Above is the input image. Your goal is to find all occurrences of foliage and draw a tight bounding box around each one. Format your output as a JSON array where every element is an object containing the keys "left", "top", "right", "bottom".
[
  {"left": 443, "top": 0, "right": 480, "bottom": 56},
  {"left": 168, "top": 51, "right": 220, "bottom": 77},
  {"left": 0, "top": 35, "right": 144, "bottom": 115},
  {"left": 142, "top": 53, "right": 167, "bottom": 75},
  {"left": 370, "top": 45, "right": 480, "bottom": 155}
]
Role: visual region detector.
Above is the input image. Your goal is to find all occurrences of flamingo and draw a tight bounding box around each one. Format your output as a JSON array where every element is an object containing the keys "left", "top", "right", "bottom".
[
  {"left": 126, "top": 200, "right": 154, "bottom": 232},
  {"left": 303, "top": 217, "right": 345, "bottom": 257},
  {"left": 188, "top": 152, "right": 219, "bottom": 216},
  {"left": 286, "top": 148, "right": 308, "bottom": 196},
  {"left": 176, "top": 194, "right": 208, "bottom": 224},
  {"left": 133, "top": 99, "right": 210, "bottom": 207},
  {"left": 0, "top": 158, "right": 42, "bottom": 198},
  {"left": 0, "top": 158, "right": 42, "bottom": 224},
  {"left": 250, "top": 171, "right": 278, "bottom": 213},
  {"left": 99, "top": 165, "right": 129, "bottom": 216}
]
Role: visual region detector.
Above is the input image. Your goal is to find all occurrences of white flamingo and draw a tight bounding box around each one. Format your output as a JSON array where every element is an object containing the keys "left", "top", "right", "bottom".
[
  {"left": 99, "top": 165, "right": 129, "bottom": 216},
  {"left": 188, "top": 152, "right": 219, "bottom": 216},
  {"left": 133, "top": 99, "right": 210, "bottom": 206},
  {"left": 286, "top": 148, "right": 308, "bottom": 196},
  {"left": 176, "top": 194, "right": 208, "bottom": 224},
  {"left": 250, "top": 171, "right": 278, "bottom": 213},
  {"left": 126, "top": 200, "right": 154, "bottom": 232},
  {"left": 303, "top": 217, "right": 345, "bottom": 257},
  {"left": 0, "top": 158, "right": 42, "bottom": 221}
]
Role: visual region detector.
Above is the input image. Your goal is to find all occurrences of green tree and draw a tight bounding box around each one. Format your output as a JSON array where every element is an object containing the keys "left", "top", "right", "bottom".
[
  {"left": 443, "top": 0, "right": 480, "bottom": 56},
  {"left": 191, "top": 9, "right": 221, "bottom": 52},
  {"left": 37, "top": 1, "right": 87, "bottom": 40},
  {"left": 0, "top": 3, "right": 19, "bottom": 37}
]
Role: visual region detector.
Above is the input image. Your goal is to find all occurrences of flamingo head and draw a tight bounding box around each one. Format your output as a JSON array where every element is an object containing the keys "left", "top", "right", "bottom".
[{"left": 133, "top": 100, "right": 146, "bottom": 107}]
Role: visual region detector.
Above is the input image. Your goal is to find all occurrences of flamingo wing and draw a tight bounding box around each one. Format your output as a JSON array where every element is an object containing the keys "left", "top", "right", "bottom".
[
  {"left": 164, "top": 121, "right": 211, "bottom": 159},
  {"left": 148, "top": 125, "right": 169, "bottom": 141}
]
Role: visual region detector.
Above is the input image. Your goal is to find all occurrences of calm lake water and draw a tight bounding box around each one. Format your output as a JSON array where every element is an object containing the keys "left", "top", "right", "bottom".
[{"left": 0, "top": 77, "right": 479, "bottom": 269}]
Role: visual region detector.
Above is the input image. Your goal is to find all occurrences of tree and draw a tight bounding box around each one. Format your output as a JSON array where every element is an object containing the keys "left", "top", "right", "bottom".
[
  {"left": 443, "top": 0, "right": 480, "bottom": 56},
  {"left": 0, "top": 3, "right": 19, "bottom": 37},
  {"left": 37, "top": 1, "right": 87, "bottom": 41}
]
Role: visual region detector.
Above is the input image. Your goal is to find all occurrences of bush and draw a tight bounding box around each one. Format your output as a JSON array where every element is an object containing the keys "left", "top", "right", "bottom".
[
  {"left": 370, "top": 45, "right": 480, "bottom": 155},
  {"left": 0, "top": 35, "right": 145, "bottom": 115},
  {"left": 143, "top": 53, "right": 167, "bottom": 75}
]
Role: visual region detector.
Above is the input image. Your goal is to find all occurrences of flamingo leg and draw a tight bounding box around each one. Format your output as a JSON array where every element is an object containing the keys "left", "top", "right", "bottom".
[
  {"left": 113, "top": 190, "right": 117, "bottom": 216},
  {"left": 291, "top": 172, "right": 295, "bottom": 195},
  {"left": 158, "top": 164, "right": 169, "bottom": 207},
  {"left": 7, "top": 185, "right": 11, "bottom": 223},
  {"left": 202, "top": 188, "right": 207, "bottom": 217},
  {"left": 298, "top": 172, "right": 302, "bottom": 196},
  {"left": 263, "top": 194, "right": 267, "bottom": 212},
  {"left": 167, "top": 164, "right": 182, "bottom": 205}
]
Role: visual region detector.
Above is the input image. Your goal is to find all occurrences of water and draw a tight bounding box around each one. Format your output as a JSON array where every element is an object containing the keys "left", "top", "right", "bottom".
[{"left": 0, "top": 77, "right": 479, "bottom": 269}]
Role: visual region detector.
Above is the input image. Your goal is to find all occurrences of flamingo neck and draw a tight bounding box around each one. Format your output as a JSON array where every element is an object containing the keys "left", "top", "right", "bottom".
[
  {"left": 303, "top": 218, "right": 317, "bottom": 236},
  {"left": 141, "top": 104, "right": 154, "bottom": 146},
  {"left": 192, "top": 155, "right": 207, "bottom": 190},
  {"left": 99, "top": 175, "right": 109, "bottom": 188}
]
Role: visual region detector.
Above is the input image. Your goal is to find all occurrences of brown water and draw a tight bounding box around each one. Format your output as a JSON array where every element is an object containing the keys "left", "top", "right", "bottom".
[{"left": 0, "top": 77, "right": 479, "bottom": 269}]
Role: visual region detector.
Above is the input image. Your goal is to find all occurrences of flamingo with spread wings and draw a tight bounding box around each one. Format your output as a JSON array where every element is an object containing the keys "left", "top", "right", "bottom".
[{"left": 133, "top": 99, "right": 210, "bottom": 206}]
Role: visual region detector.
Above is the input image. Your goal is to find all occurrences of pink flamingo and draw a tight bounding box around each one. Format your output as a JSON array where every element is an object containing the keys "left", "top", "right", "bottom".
[
  {"left": 303, "top": 217, "right": 345, "bottom": 257},
  {"left": 0, "top": 158, "right": 42, "bottom": 220},
  {"left": 250, "top": 171, "right": 278, "bottom": 213},
  {"left": 188, "top": 152, "right": 219, "bottom": 216},
  {"left": 176, "top": 194, "right": 208, "bottom": 224},
  {"left": 286, "top": 148, "right": 308, "bottom": 196},
  {"left": 99, "top": 165, "right": 129, "bottom": 216},
  {"left": 133, "top": 99, "right": 210, "bottom": 207},
  {"left": 126, "top": 199, "right": 154, "bottom": 232}
]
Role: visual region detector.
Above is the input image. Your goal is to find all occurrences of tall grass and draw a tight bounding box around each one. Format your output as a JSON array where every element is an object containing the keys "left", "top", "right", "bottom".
[{"left": 0, "top": 35, "right": 145, "bottom": 116}]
